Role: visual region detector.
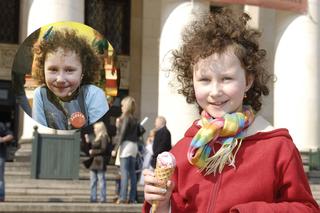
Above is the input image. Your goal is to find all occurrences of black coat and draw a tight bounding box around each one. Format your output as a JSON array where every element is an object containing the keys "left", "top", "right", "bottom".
[
  {"left": 83, "top": 135, "right": 110, "bottom": 171},
  {"left": 0, "top": 122, "right": 13, "bottom": 155},
  {"left": 113, "top": 115, "right": 145, "bottom": 152},
  {"left": 151, "top": 126, "right": 172, "bottom": 168}
]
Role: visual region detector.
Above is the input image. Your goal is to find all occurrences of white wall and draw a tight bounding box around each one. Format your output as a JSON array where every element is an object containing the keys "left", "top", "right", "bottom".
[
  {"left": 158, "top": 1, "right": 207, "bottom": 144},
  {"left": 19, "top": 0, "right": 85, "bottom": 138},
  {"left": 274, "top": 0, "right": 320, "bottom": 150}
]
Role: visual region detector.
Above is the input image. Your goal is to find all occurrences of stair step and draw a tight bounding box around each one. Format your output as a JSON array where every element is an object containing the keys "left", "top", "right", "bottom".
[
  {"left": 6, "top": 179, "right": 117, "bottom": 187},
  {"left": 5, "top": 195, "right": 118, "bottom": 203},
  {"left": 5, "top": 184, "right": 143, "bottom": 195},
  {"left": 5, "top": 161, "right": 119, "bottom": 171},
  {"left": 0, "top": 202, "right": 143, "bottom": 213},
  {"left": 309, "top": 171, "right": 320, "bottom": 178},
  {"left": 5, "top": 169, "right": 119, "bottom": 180},
  {"left": 6, "top": 188, "right": 113, "bottom": 195}
]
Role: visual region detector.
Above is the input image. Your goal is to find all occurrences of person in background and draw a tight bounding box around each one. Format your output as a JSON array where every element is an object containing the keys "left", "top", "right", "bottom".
[
  {"left": 150, "top": 116, "right": 172, "bottom": 169},
  {"left": 0, "top": 122, "right": 14, "bottom": 202},
  {"left": 111, "top": 117, "right": 121, "bottom": 203},
  {"left": 144, "top": 128, "right": 156, "bottom": 170},
  {"left": 103, "top": 96, "right": 121, "bottom": 139},
  {"left": 12, "top": 29, "right": 38, "bottom": 117},
  {"left": 113, "top": 96, "right": 144, "bottom": 204},
  {"left": 84, "top": 121, "right": 109, "bottom": 203},
  {"left": 139, "top": 128, "right": 156, "bottom": 185}
]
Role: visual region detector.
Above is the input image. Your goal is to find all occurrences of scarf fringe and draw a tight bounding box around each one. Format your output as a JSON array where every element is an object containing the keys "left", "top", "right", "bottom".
[{"left": 201, "top": 138, "right": 243, "bottom": 175}]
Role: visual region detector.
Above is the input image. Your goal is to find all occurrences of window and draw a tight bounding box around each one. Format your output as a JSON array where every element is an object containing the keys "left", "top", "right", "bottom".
[
  {"left": 85, "top": 0, "right": 131, "bottom": 55},
  {"left": 0, "top": 0, "right": 19, "bottom": 43}
]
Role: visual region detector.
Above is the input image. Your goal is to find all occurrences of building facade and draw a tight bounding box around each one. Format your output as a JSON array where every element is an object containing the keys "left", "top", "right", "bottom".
[{"left": 0, "top": 0, "right": 319, "bottom": 150}]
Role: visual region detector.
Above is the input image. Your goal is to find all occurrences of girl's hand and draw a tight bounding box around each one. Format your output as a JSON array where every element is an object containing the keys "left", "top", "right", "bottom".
[
  {"left": 111, "top": 150, "right": 116, "bottom": 157},
  {"left": 143, "top": 169, "right": 174, "bottom": 212}
]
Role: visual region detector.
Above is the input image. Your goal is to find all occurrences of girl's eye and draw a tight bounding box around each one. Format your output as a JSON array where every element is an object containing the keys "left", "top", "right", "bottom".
[
  {"left": 223, "top": 77, "right": 233, "bottom": 81},
  {"left": 199, "top": 78, "right": 210, "bottom": 82},
  {"left": 48, "top": 67, "right": 58, "bottom": 72},
  {"left": 65, "top": 68, "right": 75, "bottom": 72}
]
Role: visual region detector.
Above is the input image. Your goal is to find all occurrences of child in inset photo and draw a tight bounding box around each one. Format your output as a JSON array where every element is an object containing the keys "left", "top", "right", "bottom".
[
  {"left": 32, "top": 24, "right": 109, "bottom": 130},
  {"left": 143, "top": 8, "right": 319, "bottom": 212}
]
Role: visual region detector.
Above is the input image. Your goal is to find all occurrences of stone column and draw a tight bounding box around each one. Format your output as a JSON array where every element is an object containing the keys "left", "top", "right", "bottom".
[
  {"left": 16, "top": 0, "right": 85, "bottom": 160},
  {"left": 244, "top": 6, "right": 276, "bottom": 124},
  {"left": 130, "top": 0, "right": 143, "bottom": 119},
  {"left": 274, "top": 0, "right": 320, "bottom": 150},
  {"left": 22, "top": 0, "right": 84, "bottom": 37},
  {"left": 158, "top": 1, "right": 208, "bottom": 144}
]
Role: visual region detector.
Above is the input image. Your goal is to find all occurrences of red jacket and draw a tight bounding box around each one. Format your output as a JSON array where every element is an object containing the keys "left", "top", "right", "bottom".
[{"left": 143, "top": 122, "right": 319, "bottom": 213}]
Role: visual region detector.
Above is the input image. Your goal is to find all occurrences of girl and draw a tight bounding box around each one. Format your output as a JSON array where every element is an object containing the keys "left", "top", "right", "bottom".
[
  {"left": 143, "top": 8, "right": 319, "bottom": 212},
  {"left": 84, "top": 121, "right": 109, "bottom": 203},
  {"left": 32, "top": 26, "right": 108, "bottom": 130}
]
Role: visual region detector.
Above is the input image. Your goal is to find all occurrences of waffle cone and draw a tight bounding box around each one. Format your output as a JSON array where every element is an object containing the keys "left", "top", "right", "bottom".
[{"left": 152, "top": 166, "right": 174, "bottom": 213}]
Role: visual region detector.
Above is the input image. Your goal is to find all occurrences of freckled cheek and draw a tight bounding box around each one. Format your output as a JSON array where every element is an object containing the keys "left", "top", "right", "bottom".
[
  {"left": 70, "top": 78, "right": 82, "bottom": 88},
  {"left": 44, "top": 74, "right": 55, "bottom": 85},
  {"left": 194, "top": 86, "right": 208, "bottom": 103},
  {"left": 227, "top": 85, "right": 246, "bottom": 102}
]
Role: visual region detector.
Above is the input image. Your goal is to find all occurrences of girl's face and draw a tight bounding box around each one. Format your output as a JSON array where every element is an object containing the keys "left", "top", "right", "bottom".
[
  {"left": 44, "top": 47, "right": 83, "bottom": 101},
  {"left": 193, "top": 49, "right": 253, "bottom": 118}
]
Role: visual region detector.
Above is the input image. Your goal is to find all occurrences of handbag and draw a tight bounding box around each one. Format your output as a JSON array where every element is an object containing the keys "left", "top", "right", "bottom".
[{"left": 82, "top": 157, "right": 93, "bottom": 169}]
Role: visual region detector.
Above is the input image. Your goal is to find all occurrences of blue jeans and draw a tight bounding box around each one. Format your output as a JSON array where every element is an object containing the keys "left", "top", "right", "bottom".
[
  {"left": 0, "top": 153, "right": 5, "bottom": 200},
  {"left": 119, "top": 156, "right": 137, "bottom": 202},
  {"left": 90, "top": 170, "right": 106, "bottom": 202}
]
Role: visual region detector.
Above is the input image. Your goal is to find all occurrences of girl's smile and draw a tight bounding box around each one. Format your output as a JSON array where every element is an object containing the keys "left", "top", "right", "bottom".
[
  {"left": 44, "top": 47, "right": 83, "bottom": 101},
  {"left": 193, "top": 47, "right": 253, "bottom": 118}
]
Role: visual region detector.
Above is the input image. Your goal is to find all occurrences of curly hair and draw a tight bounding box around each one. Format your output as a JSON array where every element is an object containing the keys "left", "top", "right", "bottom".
[
  {"left": 32, "top": 28, "right": 101, "bottom": 85},
  {"left": 171, "top": 8, "right": 271, "bottom": 112}
]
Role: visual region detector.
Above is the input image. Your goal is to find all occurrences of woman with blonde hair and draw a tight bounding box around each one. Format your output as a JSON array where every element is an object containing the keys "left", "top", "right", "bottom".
[{"left": 114, "top": 96, "right": 144, "bottom": 203}]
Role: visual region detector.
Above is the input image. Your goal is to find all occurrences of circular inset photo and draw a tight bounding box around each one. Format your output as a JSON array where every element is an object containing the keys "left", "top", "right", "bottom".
[{"left": 12, "top": 21, "right": 119, "bottom": 130}]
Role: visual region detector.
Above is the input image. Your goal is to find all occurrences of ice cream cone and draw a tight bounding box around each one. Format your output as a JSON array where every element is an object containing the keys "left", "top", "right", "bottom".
[
  {"left": 152, "top": 167, "right": 174, "bottom": 213},
  {"left": 151, "top": 152, "right": 176, "bottom": 213}
]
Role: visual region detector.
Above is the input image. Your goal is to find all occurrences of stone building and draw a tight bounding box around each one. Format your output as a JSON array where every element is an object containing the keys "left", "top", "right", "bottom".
[{"left": 0, "top": 0, "right": 319, "bottom": 151}]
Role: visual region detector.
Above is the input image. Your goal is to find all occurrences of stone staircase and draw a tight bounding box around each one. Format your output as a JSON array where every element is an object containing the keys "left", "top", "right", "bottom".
[
  {"left": 309, "top": 172, "right": 320, "bottom": 205},
  {"left": 4, "top": 162, "right": 124, "bottom": 203},
  {"left": 302, "top": 151, "right": 320, "bottom": 204},
  {"left": 1, "top": 145, "right": 320, "bottom": 213},
  {"left": 0, "top": 139, "right": 144, "bottom": 213}
]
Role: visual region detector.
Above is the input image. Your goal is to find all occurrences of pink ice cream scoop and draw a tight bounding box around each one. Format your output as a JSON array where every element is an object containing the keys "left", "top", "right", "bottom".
[
  {"left": 152, "top": 152, "right": 176, "bottom": 213},
  {"left": 156, "top": 151, "right": 176, "bottom": 168}
]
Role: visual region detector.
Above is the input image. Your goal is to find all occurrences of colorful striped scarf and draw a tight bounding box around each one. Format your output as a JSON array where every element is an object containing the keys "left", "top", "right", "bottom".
[{"left": 187, "top": 106, "right": 255, "bottom": 175}]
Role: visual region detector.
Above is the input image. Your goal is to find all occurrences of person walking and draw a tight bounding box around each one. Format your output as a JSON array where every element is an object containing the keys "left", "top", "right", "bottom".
[
  {"left": 150, "top": 116, "right": 172, "bottom": 169},
  {"left": 0, "top": 122, "right": 14, "bottom": 202}
]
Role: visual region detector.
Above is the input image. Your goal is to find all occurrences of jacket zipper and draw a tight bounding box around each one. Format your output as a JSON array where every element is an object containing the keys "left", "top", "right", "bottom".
[{"left": 207, "top": 173, "right": 222, "bottom": 213}]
